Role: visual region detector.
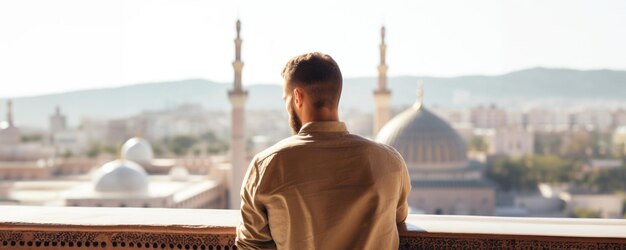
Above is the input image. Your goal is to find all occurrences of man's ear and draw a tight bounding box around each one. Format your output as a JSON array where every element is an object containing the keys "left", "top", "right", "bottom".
[{"left": 293, "top": 87, "right": 304, "bottom": 108}]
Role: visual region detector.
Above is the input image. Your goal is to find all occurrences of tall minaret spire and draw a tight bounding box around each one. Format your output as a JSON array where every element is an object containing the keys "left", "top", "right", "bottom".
[
  {"left": 228, "top": 19, "right": 248, "bottom": 209},
  {"left": 233, "top": 19, "right": 243, "bottom": 91},
  {"left": 378, "top": 26, "right": 387, "bottom": 90},
  {"left": 373, "top": 25, "right": 391, "bottom": 136},
  {"left": 6, "top": 99, "right": 13, "bottom": 127}
]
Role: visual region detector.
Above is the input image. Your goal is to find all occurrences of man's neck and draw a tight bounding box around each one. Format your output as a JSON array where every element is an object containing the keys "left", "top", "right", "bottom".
[{"left": 301, "top": 108, "right": 339, "bottom": 124}]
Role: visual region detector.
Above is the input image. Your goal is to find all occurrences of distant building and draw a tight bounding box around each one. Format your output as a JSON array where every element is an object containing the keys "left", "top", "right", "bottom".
[
  {"left": 2, "top": 137, "right": 227, "bottom": 209},
  {"left": 470, "top": 104, "right": 507, "bottom": 129},
  {"left": 0, "top": 100, "right": 52, "bottom": 162},
  {"left": 49, "top": 106, "right": 67, "bottom": 133},
  {"left": 50, "top": 129, "right": 88, "bottom": 156},
  {"left": 474, "top": 126, "right": 534, "bottom": 157},
  {"left": 63, "top": 159, "right": 227, "bottom": 209},
  {"left": 612, "top": 109, "right": 626, "bottom": 128},
  {"left": 106, "top": 119, "right": 131, "bottom": 145},
  {"left": 613, "top": 126, "right": 626, "bottom": 155},
  {"left": 507, "top": 183, "right": 625, "bottom": 219},
  {"left": 573, "top": 109, "right": 613, "bottom": 131},
  {"left": 49, "top": 106, "right": 89, "bottom": 156},
  {"left": 523, "top": 109, "right": 569, "bottom": 132},
  {"left": 581, "top": 159, "right": 622, "bottom": 173},
  {"left": 430, "top": 105, "right": 471, "bottom": 126},
  {"left": 513, "top": 194, "right": 564, "bottom": 218},
  {"left": 564, "top": 194, "right": 624, "bottom": 219}
]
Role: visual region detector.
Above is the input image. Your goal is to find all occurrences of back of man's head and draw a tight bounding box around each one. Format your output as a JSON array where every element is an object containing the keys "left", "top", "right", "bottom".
[{"left": 281, "top": 52, "right": 343, "bottom": 110}]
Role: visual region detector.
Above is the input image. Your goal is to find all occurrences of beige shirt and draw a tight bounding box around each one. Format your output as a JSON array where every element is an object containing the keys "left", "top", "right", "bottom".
[{"left": 236, "top": 121, "right": 410, "bottom": 250}]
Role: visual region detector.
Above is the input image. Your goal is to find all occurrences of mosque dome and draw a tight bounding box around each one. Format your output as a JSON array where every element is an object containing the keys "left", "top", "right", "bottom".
[
  {"left": 121, "top": 137, "right": 154, "bottom": 166},
  {"left": 169, "top": 166, "right": 190, "bottom": 182},
  {"left": 376, "top": 103, "right": 468, "bottom": 170},
  {"left": 92, "top": 159, "right": 148, "bottom": 194}
]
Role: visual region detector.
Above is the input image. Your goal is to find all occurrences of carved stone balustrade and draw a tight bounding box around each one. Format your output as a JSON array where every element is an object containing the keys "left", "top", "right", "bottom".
[{"left": 1, "top": 206, "right": 626, "bottom": 249}]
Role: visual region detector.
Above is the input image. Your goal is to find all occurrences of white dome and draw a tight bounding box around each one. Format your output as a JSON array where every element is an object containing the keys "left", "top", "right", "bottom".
[
  {"left": 121, "top": 137, "right": 154, "bottom": 165},
  {"left": 169, "top": 166, "right": 190, "bottom": 181},
  {"left": 92, "top": 159, "right": 148, "bottom": 194}
]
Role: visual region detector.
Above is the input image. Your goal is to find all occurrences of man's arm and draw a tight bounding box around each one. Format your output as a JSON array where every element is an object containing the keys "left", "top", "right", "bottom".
[
  {"left": 235, "top": 158, "right": 276, "bottom": 250},
  {"left": 396, "top": 159, "right": 411, "bottom": 223}
]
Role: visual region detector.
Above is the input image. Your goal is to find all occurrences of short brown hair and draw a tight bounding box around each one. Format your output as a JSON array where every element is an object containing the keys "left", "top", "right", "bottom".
[{"left": 281, "top": 52, "right": 342, "bottom": 110}]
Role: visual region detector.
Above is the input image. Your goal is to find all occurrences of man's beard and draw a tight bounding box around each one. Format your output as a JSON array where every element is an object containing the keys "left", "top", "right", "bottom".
[{"left": 289, "top": 100, "right": 302, "bottom": 135}]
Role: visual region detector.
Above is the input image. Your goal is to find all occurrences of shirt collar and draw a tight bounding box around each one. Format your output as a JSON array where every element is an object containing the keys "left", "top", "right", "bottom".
[{"left": 298, "top": 121, "right": 348, "bottom": 134}]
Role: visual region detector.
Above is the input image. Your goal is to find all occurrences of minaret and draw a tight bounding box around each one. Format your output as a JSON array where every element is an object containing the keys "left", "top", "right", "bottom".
[
  {"left": 228, "top": 19, "right": 248, "bottom": 209},
  {"left": 373, "top": 26, "right": 391, "bottom": 136},
  {"left": 1, "top": 99, "right": 20, "bottom": 145},
  {"left": 6, "top": 99, "right": 13, "bottom": 127},
  {"left": 50, "top": 106, "right": 67, "bottom": 133}
]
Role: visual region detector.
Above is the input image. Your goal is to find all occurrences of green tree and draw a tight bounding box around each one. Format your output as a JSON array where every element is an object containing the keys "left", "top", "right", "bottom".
[
  {"left": 579, "top": 165, "right": 626, "bottom": 193},
  {"left": 164, "top": 135, "right": 198, "bottom": 156},
  {"left": 486, "top": 155, "right": 579, "bottom": 192},
  {"left": 201, "top": 131, "right": 218, "bottom": 143},
  {"left": 534, "top": 132, "right": 562, "bottom": 155},
  {"left": 86, "top": 144, "right": 103, "bottom": 158},
  {"left": 486, "top": 157, "right": 528, "bottom": 191},
  {"left": 62, "top": 149, "right": 73, "bottom": 159},
  {"left": 468, "top": 136, "right": 488, "bottom": 152},
  {"left": 571, "top": 208, "right": 601, "bottom": 218},
  {"left": 86, "top": 143, "right": 116, "bottom": 158},
  {"left": 207, "top": 141, "right": 228, "bottom": 154},
  {"left": 21, "top": 134, "right": 43, "bottom": 142}
]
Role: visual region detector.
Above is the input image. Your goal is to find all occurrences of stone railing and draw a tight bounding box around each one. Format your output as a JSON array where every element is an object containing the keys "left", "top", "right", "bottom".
[{"left": 1, "top": 206, "right": 626, "bottom": 249}]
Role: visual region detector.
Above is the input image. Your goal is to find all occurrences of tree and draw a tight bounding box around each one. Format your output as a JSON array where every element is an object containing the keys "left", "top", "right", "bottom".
[
  {"left": 86, "top": 143, "right": 116, "bottom": 158},
  {"left": 579, "top": 165, "right": 626, "bottom": 193},
  {"left": 571, "top": 208, "right": 601, "bottom": 218},
  {"left": 468, "top": 136, "right": 488, "bottom": 152},
  {"left": 201, "top": 131, "right": 228, "bottom": 154},
  {"left": 534, "top": 132, "right": 562, "bottom": 155},
  {"left": 486, "top": 155, "right": 580, "bottom": 192},
  {"left": 62, "top": 149, "right": 73, "bottom": 159},
  {"left": 207, "top": 141, "right": 228, "bottom": 154},
  {"left": 164, "top": 135, "right": 198, "bottom": 156},
  {"left": 21, "top": 134, "right": 43, "bottom": 143}
]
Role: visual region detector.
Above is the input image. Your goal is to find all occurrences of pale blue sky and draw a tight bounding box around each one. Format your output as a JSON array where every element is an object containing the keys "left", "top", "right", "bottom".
[{"left": 1, "top": 0, "right": 625, "bottom": 98}]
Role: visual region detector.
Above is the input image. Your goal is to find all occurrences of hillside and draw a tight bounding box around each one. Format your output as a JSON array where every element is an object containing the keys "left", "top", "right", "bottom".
[{"left": 2, "top": 67, "right": 626, "bottom": 128}]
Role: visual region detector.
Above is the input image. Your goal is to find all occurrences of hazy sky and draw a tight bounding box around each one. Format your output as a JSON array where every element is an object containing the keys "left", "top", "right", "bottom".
[{"left": 1, "top": 0, "right": 625, "bottom": 98}]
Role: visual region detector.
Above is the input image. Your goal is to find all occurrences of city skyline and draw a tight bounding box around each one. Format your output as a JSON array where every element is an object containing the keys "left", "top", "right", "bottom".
[{"left": 1, "top": 0, "right": 625, "bottom": 98}]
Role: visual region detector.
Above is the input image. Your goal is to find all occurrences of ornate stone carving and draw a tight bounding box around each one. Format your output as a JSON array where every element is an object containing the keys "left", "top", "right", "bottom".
[
  {"left": 0, "top": 229, "right": 236, "bottom": 249},
  {"left": 2, "top": 228, "right": 626, "bottom": 249},
  {"left": 399, "top": 235, "right": 626, "bottom": 250}
]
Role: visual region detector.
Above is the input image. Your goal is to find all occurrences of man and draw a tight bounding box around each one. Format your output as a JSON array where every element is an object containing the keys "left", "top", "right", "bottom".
[{"left": 236, "top": 52, "right": 410, "bottom": 249}]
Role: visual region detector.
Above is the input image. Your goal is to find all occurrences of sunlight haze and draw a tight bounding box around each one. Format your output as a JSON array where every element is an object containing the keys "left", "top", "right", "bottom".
[{"left": 0, "top": 0, "right": 625, "bottom": 98}]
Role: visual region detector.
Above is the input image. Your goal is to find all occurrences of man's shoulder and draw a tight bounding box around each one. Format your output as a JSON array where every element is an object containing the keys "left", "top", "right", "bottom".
[
  {"left": 252, "top": 133, "right": 403, "bottom": 164},
  {"left": 252, "top": 136, "right": 301, "bottom": 163},
  {"left": 356, "top": 135, "right": 405, "bottom": 161}
]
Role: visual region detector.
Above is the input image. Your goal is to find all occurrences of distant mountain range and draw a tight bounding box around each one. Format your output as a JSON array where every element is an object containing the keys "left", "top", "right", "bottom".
[{"left": 2, "top": 67, "right": 626, "bottom": 128}]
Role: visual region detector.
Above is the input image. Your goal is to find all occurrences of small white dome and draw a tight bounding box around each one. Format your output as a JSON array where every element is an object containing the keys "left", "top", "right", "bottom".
[
  {"left": 169, "top": 166, "right": 190, "bottom": 181},
  {"left": 92, "top": 159, "right": 148, "bottom": 194},
  {"left": 121, "top": 137, "right": 154, "bottom": 165}
]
